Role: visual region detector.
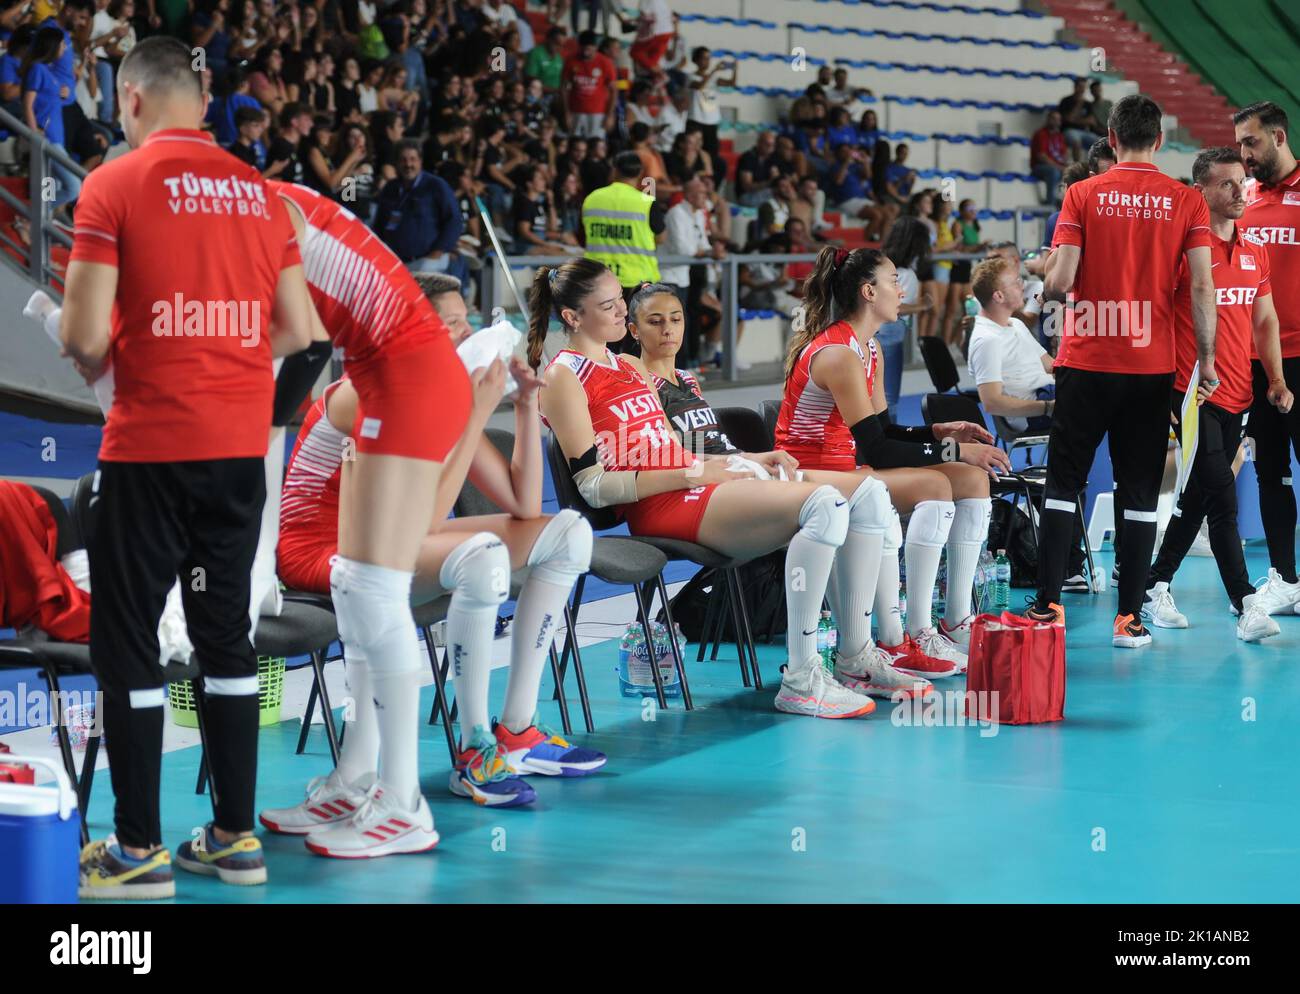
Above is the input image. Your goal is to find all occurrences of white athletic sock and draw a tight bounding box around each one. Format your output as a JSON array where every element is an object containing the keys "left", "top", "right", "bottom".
[
  {"left": 945, "top": 497, "right": 991, "bottom": 626},
  {"left": 335, "top": 644, "right": 378, "bottom": 789},
  {"left": 786, "top": 530, "right": 838, "bottom": 664},
  {"left": 447, "top": 590, "right": 499, "bottom": 750},
  {"left": 369, "top": 667, "right": 421, "bottom": 810},
  {"left": 875, "top": 545, "right": 905, "bottom": 646},
  {"left": 904, "top": 500, "right": 954, "bottom": 637},
  {"left": 831, "top": 529, "right": 884, "bottom": 658},
  {"left": 501, "top": 576, "right": 569, "bottom": 730}
]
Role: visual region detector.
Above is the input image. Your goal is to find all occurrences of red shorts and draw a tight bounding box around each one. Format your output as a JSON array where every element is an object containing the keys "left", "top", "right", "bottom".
[
  {"left": 782, "top": 445, "right": 856, "bottom": 473},
  {"left": 620, "top": 485, "right": 718, "bottom": 544},
  {"left": 347, "top": 332, "right": 471, "bottom": 461},
  {"left": 277, "top": 538, "right": 336, "bottom": 594}
]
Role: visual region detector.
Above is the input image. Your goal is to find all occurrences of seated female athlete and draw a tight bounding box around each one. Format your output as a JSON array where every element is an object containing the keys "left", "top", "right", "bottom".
[
  {"left": 532, "top": 257, "right": 916, "bottom": 719},
  {"left": 777, "top": 246, "right": 1010, "bottom": 667},
  {"left": 627, "top": 281, "right": 934, "bottom": 699},
  {"left": 262, "top": 274, "right": 605, "bottom": 854}
]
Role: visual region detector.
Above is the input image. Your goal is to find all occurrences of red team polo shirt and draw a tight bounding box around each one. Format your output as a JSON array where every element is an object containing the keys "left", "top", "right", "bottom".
[
  {"left": 1240, "top": 163, "right": 1300, "bottom": 358},
  {"left": 1051, "top": 161, "right": 1211, "bottom": 375},
  {"left": 562, "top": 53, "right": 617, "bottom": 115},
  {"left": 71, "top": 129, "right": 300, "bottom": 463},
  {"left": 1173, "top": 228, "right": 1270, "bottom": 414}
]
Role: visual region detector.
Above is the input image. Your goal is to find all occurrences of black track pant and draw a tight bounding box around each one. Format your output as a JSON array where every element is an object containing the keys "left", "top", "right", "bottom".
[
  {"left": 1248, "top": 358, "right": 1300, "bottom": 582},
  {"left": 88, "top": 458, "right": 265, "bottom": 849},
  {"left": 1036, "top": 367, "right": 1173, "bottom": 618},
  {"left": 1148, "top": 394, "right": 1253, "bottom": 611}
]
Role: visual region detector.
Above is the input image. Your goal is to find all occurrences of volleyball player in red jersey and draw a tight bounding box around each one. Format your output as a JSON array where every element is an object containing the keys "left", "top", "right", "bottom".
[
  {"left": 261, "top": 275, "right": 605, "bottom": 846},
  {"left": 260, "top": 181, "right": 473, "bottom": 857},
  {"left": 61, "top": 39, "right": 314, "bottom": 899},
  {"left": 776, "top": 246, "right": 1010, "bottom": 674},
  {"left": 533, "top": 259, "right": 892, "bottom": 719},
  {"left": 1234, "top": 101, "right": 1300, "bottom": 615},
  {"left": 1141, "top": 146, "right": 1293, "bottom": 641},
  {"left": 1032, "top": 94, "right": 1219, "bottom": 647}
]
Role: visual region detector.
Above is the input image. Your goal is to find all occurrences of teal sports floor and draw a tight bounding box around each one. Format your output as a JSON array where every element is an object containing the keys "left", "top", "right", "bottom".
[{"left": 73, "top": 549, "right": 1300, "bottom": 904}]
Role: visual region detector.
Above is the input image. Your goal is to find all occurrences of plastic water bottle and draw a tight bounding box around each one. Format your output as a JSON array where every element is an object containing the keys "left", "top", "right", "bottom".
[
  {"left": 976, "top": 549, "right": 996, "bottom": 613},
  {"left": 825, "top": 611, "right": 838, "bottom": 667},
  {"left": 816, "top": 611, "right": 832, "bottom": 672},
  {"left": 994, "top": 549, "right": 1011, "bottom": 611}
]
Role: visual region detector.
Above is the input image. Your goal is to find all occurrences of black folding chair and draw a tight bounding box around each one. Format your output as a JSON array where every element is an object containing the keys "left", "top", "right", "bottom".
[
  {"left": 918, "top": 335, "right": 981, "bottom": 398},
  {"left": 759, "top": 399, "right": 782, "bottom": 448}
]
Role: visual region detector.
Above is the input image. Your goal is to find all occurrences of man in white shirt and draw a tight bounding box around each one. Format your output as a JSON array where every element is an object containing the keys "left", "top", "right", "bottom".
[
  {"left": 656, "top": 86, "right": 690, "bottom": 153},
  {"left": 661, "top": 177, "right": 719, "bottom": 369},
  {"left": 967, "top": 255, "right": 1055, "bottom": 434},
  {"left": 686, "top": 46, "right": 735, "bottom": 161}
]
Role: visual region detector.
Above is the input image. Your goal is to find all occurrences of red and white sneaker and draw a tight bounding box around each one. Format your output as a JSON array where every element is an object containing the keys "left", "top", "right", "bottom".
[
  {"left": 878, "top": 633, "right": 960, "bottom": 679},
  {"left": 834, "top": 644, "right": 933, "bottom": 700},
  {"left": 938, "top": 615, "right": 974, "bottom": 650},
  {"left": 304, "top": 784, "right": 439, "bottom": 859},
  {"left": 259, "top": 772, "right": 366, "bottom": 836}
]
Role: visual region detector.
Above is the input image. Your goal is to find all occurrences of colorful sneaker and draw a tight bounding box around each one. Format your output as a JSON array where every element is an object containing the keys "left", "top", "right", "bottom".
[
  {"left": 1025, "top": 601, "right": 1065, "bottom": 626},
  {"left": 938, "top": 615, "right": 974, "bottom": 649},
  {"left": 175, "top": 823, "right": 267, "bottom": 886},
  {"left": 450, "top": 728, "right": 538, "bottom": 806},
  {"left": 773, "top": 657, "right": 876, "bottom": 718},
  {"left": 494, "top": 715, "right": 607, "bottom": 777},
  {"left": 1062, "top": 572, "right": 1091, "bottom": 593},
  {"left": 834, "top": 644, "right": 933, "bottom": 700},
  {"left": 78, "top": 837, "right": 175, "bottom": 901},
  {"left": 879, "top": 633, "right": 960, "bottom": 679},
  {"left": 1112, "top": 613, "right": 1152, "bottom": 648},
  {"left": 1142, "top": 581, "right": 1187, "bottom": 629},
  {"left": 305, "top": 784, "right": 439, "bottom": 859},
  {"left": 1238, "top": 602, "right": 1282, "bottom": 643},
  {"left": 259, "top": 771, "right": 367, "bottom": 835},
  {"left": 1243, "top": 568, "right": 1300, "bottom": 616}
]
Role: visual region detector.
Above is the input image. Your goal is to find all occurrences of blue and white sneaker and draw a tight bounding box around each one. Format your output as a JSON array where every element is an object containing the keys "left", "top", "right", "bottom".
[
  {"left": 494, "top": 714, "right": 608, "bottom": 777},
  {"left": 449, "top": 727, "right": 537, "bottom": 807}
]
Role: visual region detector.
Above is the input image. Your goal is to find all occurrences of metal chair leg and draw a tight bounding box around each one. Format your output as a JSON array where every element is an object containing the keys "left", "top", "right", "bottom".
[
  {"left": 696, "top": 576, "right": 722, "bottom": 663},
  {"left": 633, "top": 581, "right": 668, "bottom": 710},
  {"left": 655, "top": 572, "right": 693, "bottom": 711},
  {"left": 296, "top": 678, "right": 318, "bottom": 755},
  {"left": 730, "top": 568, "right": 764, "bottom": 690},
  {"left": 309, "top": 649, "right": 341, "bottom": 765},
  {"left": 1077, "top": 494, "right": 1099, "bottom": 595},
  {"left": 548, "top": 643, "right": 572, "bottom": 735},
  {"left": 709, "top": 577, "right": 727, "bottom": 662},
  {"left": 723, "top": 570, "right": 758, "bottom": 690},
  {"left": 44, "top": 668, "right": 89, "bottom": 845},
  {"left": 556, "top": 573, "right": 587, "bottom": 689},
  {"left": 421, "top": 628, "right": 458, "bottom": 765},
  {"left": 193, "top": 678, "right": 215, "bottom": 805},
  {"left": 563, "top": 603, "right": 594, "bottom": 733}
]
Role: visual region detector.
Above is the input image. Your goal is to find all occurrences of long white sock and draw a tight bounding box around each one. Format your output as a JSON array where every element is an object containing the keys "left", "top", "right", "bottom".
[
  {"left": 831, "top": 530, "right": 884, "bottom": 657},
  {"left": 945, "top": 497, "right": 992, "bottom": 625},
  {"left": 330, "top": 556, "right": 423, "bottom": 811},
  {"left": 335, "top": 644, "right": 378, "bottom": 789},
  {"left": 439, "top": 534, "right": 511, "bottom": 751},
  {"left": 904, "top": 500, "right": 954, "bottom": 637},
  {"left": 876, "top": 544, "right": 905, "bottom": 646},
  {"left": 502, "top": 511, "right": 591, "bottom": 730},
  {"left": 785, "top": 487, "right": 848, "bottom": 665}
]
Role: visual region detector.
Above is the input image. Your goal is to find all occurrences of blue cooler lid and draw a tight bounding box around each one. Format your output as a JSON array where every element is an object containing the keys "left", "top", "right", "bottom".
[{"left": 0, "top": 756, "right": 77, "bottom": 820}]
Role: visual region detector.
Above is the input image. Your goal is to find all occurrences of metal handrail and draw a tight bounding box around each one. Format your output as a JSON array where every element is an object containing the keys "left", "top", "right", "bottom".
[{"left": 0, "top": 105, "right": 89, "bottom": 291}]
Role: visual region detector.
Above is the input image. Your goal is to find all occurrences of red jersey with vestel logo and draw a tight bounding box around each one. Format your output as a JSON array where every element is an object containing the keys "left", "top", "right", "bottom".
[
  {"left": 543, "top": 349, "right": 695, "bottom": 511},
  {"left": 1173, "top": 228, "right": 1270, "bottom": 414},
  {"left": 562, "top": 53, "right": 617, "bottom": 114},
  {"left": 70, "top": 129, "right": 300, "bottom": 463},
  {"left": 270, "top": 182, "right": 444, "bottom": 364},
  {"left": 776, "top": 321, "right": 879, "bottom": 471},
  {"left": 1240, "top": 163, "right": 1300, "bottom": 357},
  {"left": 1051, "top": 162, "right": 1211, "bottom": 375}
]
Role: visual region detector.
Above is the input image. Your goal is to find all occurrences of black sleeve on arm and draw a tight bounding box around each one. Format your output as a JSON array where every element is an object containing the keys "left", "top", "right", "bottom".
[
  {"left": 649, "top": 202, "right": 666, "bottom": 235},
  {"left": 850, "top": 413, "right": 945, "bottom": 468},
  {"left": 272, "top": 341, "right": 335, "bottom": 427},
  {"left": 884, "top": 421, "right": 937, "bottom": 442}
]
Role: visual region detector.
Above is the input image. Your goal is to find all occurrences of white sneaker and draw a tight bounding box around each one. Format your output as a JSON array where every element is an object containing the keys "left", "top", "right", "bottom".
[
  {"left": 304, "top": 784, "right": 439, "bottom": 859},
  {"left": 1237, "top": 603, "right": 1282, "bottom": 643},
  {"left": 1187, "top": 524, "right": 1215, "bottom": 557},
  {"left": 938, "top": 615, "right": 974, "bottom": 649},
  {"left": 1141, "top": 582, "right": 1188, "bottom": 629},
  {"left": 1244, "top": 569, "right": 1300, "bottom": 616},
  {"left": 258, "top": 771, "right": 367, "bottom": 835},
  {"left": 773, "top": 657, "right": 876, "bottom": 719},
  {"left": 912, "top": 627, "right": 969, "bottom": 674},
  {"left": 834, "top": 644, "right": 933, "bottom": 700}
]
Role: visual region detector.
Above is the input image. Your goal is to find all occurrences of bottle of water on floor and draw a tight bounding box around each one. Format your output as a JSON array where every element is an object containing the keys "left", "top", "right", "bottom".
[
  {"left": 817, "top": 610, "right": 837, "bottom": 672},
  {"left": 994, "top": 549, "right": 1011, "bottom": 611},
  {"left": 976, "top": 548, "right": 996, "bottom": 613}
]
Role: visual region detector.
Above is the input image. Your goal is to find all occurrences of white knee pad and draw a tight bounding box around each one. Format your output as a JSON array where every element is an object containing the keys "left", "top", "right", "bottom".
[
  {"left": 884, "top": 510, "right": 902, "bottom": 552},
  {"left": 844, "top": 476, "right": 894, "bottom": 535},
  {"left": 440, "top": 532, "right": 511, "bottom": 609},
  {"left": 951, "top": 497, "right": 992, "bottom": 545},
  {"left": 798, "top": 485, "right": 850, "bottom": 548},
  {"left": 330, "top": 556, "right": 418, "bottom": 673},
  {"left": 905, "top": 499, "right": 955, "bottom": 548},
  {"left": 526, "top": 509, "right": 593, "bottom": 587}
]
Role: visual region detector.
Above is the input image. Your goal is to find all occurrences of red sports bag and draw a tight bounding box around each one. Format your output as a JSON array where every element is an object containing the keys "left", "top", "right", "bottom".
[{"left": 964, "top": 611, "right": 1065, "bottom": 725}]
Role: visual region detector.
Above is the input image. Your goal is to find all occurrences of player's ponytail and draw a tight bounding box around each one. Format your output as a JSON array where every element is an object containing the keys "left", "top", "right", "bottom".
[
  {"left": 526, "top": 257, "right": 611, "bottom": 370},
  {"left": 785, "top": 246, "right": 886, "bottom": 380}
]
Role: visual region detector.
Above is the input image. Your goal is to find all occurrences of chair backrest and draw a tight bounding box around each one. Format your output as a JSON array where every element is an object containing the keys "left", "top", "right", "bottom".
[
  {"left": 990, "top": 411, "right": 1025, "bottom": 445},
  {"left": 918, "top": 335, "right": 960, "bottom": 394},
  {"left": 714, "top": 406, "right": 773, "bottom": 454},
  {"left": 69, "top": 472, "right": 98, "bottom": 550},
  {"left": 921, "top": 392, "right": 988, "bottom": 430},
  {"left": 453, "top": 428, "right": 516, "bottom": 517},
  {"left": 545, "top": 432, "right": 620, "bottom": 531},
  {"left": 759, "top": 398, "right": 782, "bottom": 446},
  {"left": 27, "top": 484, "right": 79, "bottom": 557}
]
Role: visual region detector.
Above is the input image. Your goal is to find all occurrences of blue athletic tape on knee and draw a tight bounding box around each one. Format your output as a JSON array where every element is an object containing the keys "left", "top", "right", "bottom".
[
  {"left": 950, "top": 497, "right": 991, "bottom": 545},
  {"left": 330, "top": 556, "right": 419, "bottom": 674},
  {"left": 440, "top": 532, "right": 511, "bottom": 610},
  {"left": 526, "top": 509, "right": 593, "bottom": 587},
  {"left": 798, "top": 485, "right": 850, "bottom": 547},
  {"left": 845, "top": 476, "right": 894, "bottom": 534},
  {"left": 905, "top": 499, "right": 954, "bottom": 548}
]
